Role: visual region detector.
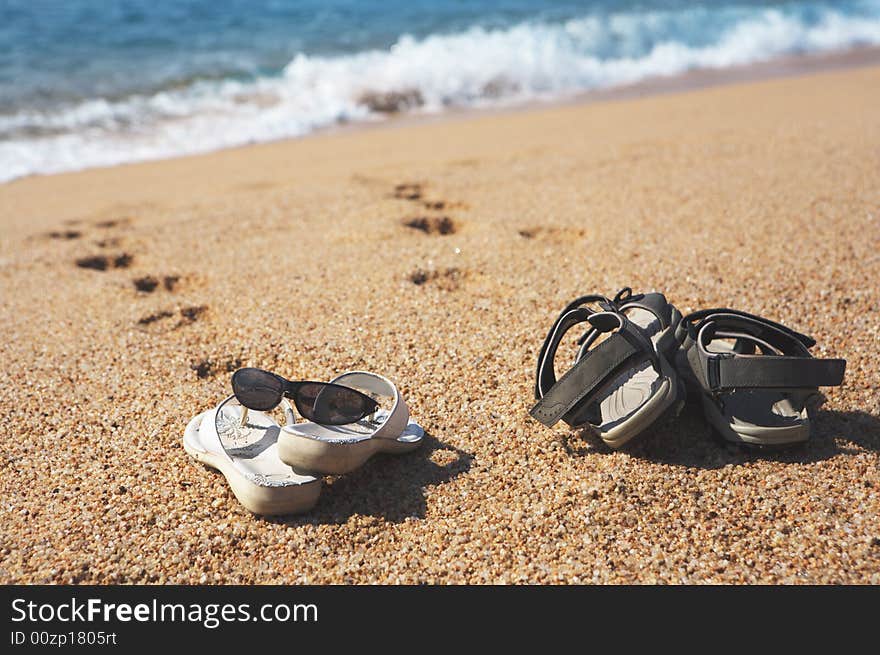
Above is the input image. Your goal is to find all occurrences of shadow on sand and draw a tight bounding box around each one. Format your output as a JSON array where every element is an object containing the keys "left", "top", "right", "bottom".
[
  {"left": 270, "top": 431, "right": 473, "bottom": 525},
  {"left": 561, "top": 399, "right": 880, "bottom": 470}
]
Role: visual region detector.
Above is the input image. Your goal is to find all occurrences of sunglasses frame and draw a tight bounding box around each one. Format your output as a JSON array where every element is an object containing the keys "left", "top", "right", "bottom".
[{"left": 232, "top": 368, "right": 380, "bottom": 425}]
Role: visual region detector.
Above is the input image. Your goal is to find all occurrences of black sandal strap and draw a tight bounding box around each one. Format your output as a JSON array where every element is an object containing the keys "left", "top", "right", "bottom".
[
  {"left": 531, "top": 310, "right": 655, "bottom": 427},
  {"left": 676, "top": 307, "right": 816, "bottom": 349},
  {"left": 682, "top": 311, "right": 845, "bottom": 394},
  {"left": 533, "top": 294, "right": 615, "bottom": 398},
  {"left": 701, "top": 354, "right": 846, "bottom": 391}
]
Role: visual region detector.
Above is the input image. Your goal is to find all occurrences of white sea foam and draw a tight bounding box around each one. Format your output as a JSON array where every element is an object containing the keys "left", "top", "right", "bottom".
[{"left": 2, "top": 4, "right": 880, "bottom": 182}]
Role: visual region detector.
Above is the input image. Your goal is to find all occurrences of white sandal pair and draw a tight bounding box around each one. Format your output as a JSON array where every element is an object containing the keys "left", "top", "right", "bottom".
[{"left": 183, "top": 370, "right": 424, "bottom": 515}]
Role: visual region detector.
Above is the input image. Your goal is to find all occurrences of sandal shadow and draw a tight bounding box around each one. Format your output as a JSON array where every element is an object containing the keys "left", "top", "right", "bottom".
[
  {"left": 268, "top": 432, "right": 473, "bottom": 525},
  {"left": 559, "top": 399, "right": 880, "bottom": 469}
]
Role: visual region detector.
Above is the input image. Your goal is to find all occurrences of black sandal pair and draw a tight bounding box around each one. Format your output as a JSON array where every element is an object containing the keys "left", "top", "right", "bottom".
[{"left": 530, "top": 288, "right": 846, "bottom": 449}]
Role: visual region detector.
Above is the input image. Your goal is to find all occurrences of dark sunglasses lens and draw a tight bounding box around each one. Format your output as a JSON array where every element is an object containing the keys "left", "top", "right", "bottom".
[
  {"left": 295, "top": 383, "right": 373, "bottom": 425},
  {"left": 231, "top": 368, "right": 284, "bottom": 411}
]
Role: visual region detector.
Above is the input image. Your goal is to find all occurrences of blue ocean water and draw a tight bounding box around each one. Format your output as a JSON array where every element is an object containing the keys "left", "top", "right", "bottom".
[{"left": 1, "top": 0, "right": 879, "bottom": 181}]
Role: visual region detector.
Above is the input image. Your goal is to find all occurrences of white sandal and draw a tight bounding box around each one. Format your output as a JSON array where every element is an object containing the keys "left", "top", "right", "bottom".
[
  {"left": 183, "top": 395, "right": 321, "bottom": 515},
  {"left": 277, "top": 371, "right": 424, "bottom": 474}
]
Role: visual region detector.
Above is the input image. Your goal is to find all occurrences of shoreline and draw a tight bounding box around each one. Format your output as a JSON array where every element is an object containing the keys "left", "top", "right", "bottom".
[
  {"left": 5, "top": 45, "right": 880, "bottom": 189},
  {"left": 359, "top": 44, "right": 880, "bottom": 134}
]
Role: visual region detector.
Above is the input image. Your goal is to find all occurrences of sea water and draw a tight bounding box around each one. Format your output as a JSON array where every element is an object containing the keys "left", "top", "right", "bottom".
[{"left": 1, "top": 0, "right": 879, "bottom": 182}]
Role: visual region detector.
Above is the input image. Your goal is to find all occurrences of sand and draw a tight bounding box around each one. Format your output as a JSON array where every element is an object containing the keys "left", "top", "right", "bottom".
[{"left": 1, "top": 65, "right": 878, "bottom": 584}]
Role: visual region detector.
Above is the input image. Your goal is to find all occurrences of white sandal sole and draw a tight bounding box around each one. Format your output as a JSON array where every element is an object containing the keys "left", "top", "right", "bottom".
[{"left": 183, "top": 410, "right": 321, "bottom": 516}]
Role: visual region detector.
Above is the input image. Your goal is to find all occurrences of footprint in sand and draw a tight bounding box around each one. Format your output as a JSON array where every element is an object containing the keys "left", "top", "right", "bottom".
[
  {"left": 92, "top": 217, "right": 129, "bottom": 247},
  {"left": 393, "top": 182, "right": 464, "bottom": 210},
  {"left": 137, "top": 305, "right": 207, "bottom": 331},
  {"left": 394, "top": 183, "right": 464, "bottom": 235},
  {"left": 94, "top": 217, "right": 132, "bottom": 229},
  {"left": 133, "top": 275, "right": 181, "bottom": 293},
  {"left": 190, "top": 356, "right": 242, "bottom": 379},
  {"left": 403, "top": 216, "right": 457, "bottom": 235},
  {"left": 75, "top": 253, "right": 134, "bottom": 271},
  {"left": 408, "top": 267, "right": 464, "bottom": 291},
  {"left": 517, "top": 226, "right": 586, "bottom": 242},
  {"left": 73, "top": 216, "right": 136, "bottom": 269},
  {"left": 137, "top": 309, "right": 175, "bottom": 326},
  {"left": 47, "top": 230, "right": 82, "bottom": 240},
  {"left": 95, "top": 237, "right": 123, "bottom": 249},
  {"left": 393, "top": 182, "right": 424, "bottom": 201},
  {"left": 68, "top": 217, "right": 206, "bottom": 332}
]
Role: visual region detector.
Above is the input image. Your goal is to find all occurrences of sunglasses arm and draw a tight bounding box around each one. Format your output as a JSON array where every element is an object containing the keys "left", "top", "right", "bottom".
[
  {"left": 280, "top": 397, "right": 298, "bottom": 426},
  {"left": 281, "top": 386, "right": 305, "bottom": 424},
  {"left": 238, "top": 399, "right": 297, "bottom": 428}
]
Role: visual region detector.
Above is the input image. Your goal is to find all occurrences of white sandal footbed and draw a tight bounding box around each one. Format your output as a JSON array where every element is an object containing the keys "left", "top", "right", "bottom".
[
  {"left": 277, "top": 371, "right": 424, "bottom": 474},
  {"left": 183, "top": 396, "right": 321, "bottom": 516}
]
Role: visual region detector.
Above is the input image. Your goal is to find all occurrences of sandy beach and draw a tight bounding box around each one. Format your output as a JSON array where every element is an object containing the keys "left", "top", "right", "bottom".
[{"left": 1, "top": 64, "right": 878, "bottom": 584}]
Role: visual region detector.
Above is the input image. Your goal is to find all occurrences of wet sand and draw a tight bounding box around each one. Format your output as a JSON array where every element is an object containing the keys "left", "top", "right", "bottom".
[{"left": 1, "top": 64, "right": 878, "bottom": 583}]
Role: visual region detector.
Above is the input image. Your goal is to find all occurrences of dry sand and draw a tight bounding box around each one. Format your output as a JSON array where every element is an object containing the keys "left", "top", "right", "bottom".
[{"left": 1, "top": 65, "right": 878, "bottom": 584}]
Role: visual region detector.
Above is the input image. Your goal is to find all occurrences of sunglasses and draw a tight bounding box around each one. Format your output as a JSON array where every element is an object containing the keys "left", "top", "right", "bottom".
[{"left": 231, "top": 367, "right": 379, "bottom": 425}]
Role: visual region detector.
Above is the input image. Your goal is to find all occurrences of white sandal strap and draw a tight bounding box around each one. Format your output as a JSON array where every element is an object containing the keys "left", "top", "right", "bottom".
[
  {"left": 327, "top": 371, "right": 410, "bottom": 440},
  {"left": 200, "top": 395, "right": 295, "bottom": 460}
]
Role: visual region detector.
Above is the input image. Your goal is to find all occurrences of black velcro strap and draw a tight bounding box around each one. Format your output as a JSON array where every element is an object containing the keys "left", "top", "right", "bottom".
[
  {"left": 681, "top": 311, "right": 847, "bottom": 394},
  {"left": 533, "top": 296, "right": 613, "bottom": 398},
  {"left": 710, "top": 355, "right": 846, "bottom": 391},
  {"left": 530, "top": 332, "right": 641, "bottom": 427},
  {"left": 678, "top": 308, "right": 816, "bottom": 350}
]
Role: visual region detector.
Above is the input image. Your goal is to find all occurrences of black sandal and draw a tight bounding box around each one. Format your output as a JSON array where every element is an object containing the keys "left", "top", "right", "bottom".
[
  {"left": 531, "top": 288, "right": 684, "bottom": 449},
  {"left": 674, "top": 309, "right": 846, "bottom": 446}
]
